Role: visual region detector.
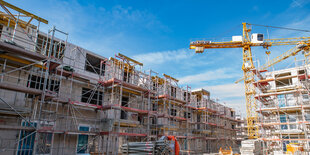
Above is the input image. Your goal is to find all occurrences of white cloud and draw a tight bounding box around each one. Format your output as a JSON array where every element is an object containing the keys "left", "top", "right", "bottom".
[
  {"left": 95, "top": 5, "right": 169, "bottom": 32},
  {"left": 179, "top": 68, "right": 241, "bottom": 85},
  {"left": 252, "top": 6, "right": 259, "bottom": 11},
  {"left": 9, "top": 0, "right": 170, "bottom": 57},
  {"left": 290, "top": 0, "right": 310, "bottom": 8},
  {"left": 223, "top": 98, "right": 246, "bottom": 117},
  {"left": 203, "top": 83, "right": 246, "bottom": 117},
  {"left": 203, "top": 83, "right": 244, "bottom": 98},
  {"left": 268, "top": 14, "right": 310, "bottom": 39},
  {"left": 190, "top": 83, "right": 246, "bottom": 117},
  {"left": 133, "top": 48, "right": 194, "bottom": 65}
]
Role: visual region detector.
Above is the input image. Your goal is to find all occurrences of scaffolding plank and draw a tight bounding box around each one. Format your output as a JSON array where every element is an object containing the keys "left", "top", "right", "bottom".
[{"left": 0, "top": 41, "right": 46, "bottom": 61}]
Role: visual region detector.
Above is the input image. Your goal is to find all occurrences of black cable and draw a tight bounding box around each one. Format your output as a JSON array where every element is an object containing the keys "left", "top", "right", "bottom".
[{"left": 248, "top": 23, "right": 310, "bottom": 32}]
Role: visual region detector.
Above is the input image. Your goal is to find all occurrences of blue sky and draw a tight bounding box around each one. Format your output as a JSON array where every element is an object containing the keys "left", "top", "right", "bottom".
[{"left": 9, "top": 0, "right": 310, "bottom": 116}]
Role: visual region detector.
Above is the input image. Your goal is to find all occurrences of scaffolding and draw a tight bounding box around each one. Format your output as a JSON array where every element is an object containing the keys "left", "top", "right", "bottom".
[
  {"left": 254, "top": 58, "right": 310, "bottom": 154},
  {"left": 0, "top": 2, "right": 241, "bottom": 155}
]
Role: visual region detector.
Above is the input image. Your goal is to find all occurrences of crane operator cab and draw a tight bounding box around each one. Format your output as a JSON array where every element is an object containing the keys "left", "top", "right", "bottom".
[
  {"left": 231, "top": 33, "right": 264, "bottom": 43},
  {"left": 251, "top": 33, "right": 264, "bottom": 43}
]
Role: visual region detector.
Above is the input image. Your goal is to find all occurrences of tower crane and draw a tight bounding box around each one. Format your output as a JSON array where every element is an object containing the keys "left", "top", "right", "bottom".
[{"left": 189, "top": 23, "right": 310, "bottom": 139}]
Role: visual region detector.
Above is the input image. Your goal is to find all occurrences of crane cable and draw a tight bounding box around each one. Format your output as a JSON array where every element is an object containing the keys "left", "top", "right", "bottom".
[{"left": 247, "top": 23, "right": 310, "bottom": 33}]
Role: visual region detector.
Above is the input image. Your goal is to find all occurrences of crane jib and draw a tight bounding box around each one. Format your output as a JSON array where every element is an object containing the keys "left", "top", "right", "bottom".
[{"left": 190, "top": 37, "right": 310, "bottom": 50}]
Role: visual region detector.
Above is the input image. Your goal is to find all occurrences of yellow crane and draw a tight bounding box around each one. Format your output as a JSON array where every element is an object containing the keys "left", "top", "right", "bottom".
[
  {"left": 235, "top": 44, "right": 307, "bottom": 84},
  {"left": 189, "top": 22, "right": 310, "bottom": 138}
]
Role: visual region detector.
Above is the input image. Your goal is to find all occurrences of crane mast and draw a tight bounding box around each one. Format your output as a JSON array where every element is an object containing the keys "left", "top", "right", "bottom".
[
  {"left": 241, "top": 23, "right": 259, "bottom": 138},
  {"left": 189, "top": 22, "right": 310, "bottom": 139}
]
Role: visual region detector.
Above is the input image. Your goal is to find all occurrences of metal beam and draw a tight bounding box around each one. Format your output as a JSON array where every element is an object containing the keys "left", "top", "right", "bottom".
[
  {"left": 118, "top": 53, "right": 143, "bottom": 66},
  {"left": 0, "top": 0, "right": 48, "bottom": 24}
]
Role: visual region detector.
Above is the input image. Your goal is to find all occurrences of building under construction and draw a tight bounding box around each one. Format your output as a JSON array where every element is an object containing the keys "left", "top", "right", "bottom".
[
  {"left": 255, "top": 61, "right": 310, "bottom": 154},
  {"left": 0, "top": 1, "right": 241, "bottom": 155}
]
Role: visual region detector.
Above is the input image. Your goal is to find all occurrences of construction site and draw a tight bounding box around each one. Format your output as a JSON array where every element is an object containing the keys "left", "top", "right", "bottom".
[
  {"left": 1, "top": 0, "right": 310, "bottom": 155},
  {"left": 0, "top": 1, "right": 242, "bottom": 155}
]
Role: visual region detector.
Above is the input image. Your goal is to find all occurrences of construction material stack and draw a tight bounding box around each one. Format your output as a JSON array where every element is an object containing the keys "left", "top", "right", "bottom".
[
  {"left": 120, "top": 136, "right": 175, "bottom": 155},
  {"left": 240, "top": 139, "right": 263, "bottom": 155}
]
